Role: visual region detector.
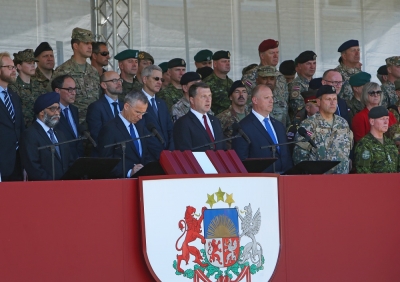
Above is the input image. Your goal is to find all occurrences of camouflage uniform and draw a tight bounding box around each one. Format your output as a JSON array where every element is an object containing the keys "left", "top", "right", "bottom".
[
  {"left": 33, "top": 68, "right": 53, "bottom": 94},
  {"left": 216, "top": 105, "right": 251, "bottom": 149},
  {"left": 288, "top": 75, "right": 310, "bottom": 118},
  {"left": 381, "top": 81, "right": 398, "bottom": 108},
  {"left": 293, "top": 112, "right": 353, "bottom": 174},
  {"left": 334, "top": 63, "right": 360, "bottom": 100},
  {"left": 131, "top": 76, "right": 143, "bottom": 92},
  {"left": 171, "top": 97, "right": 214, "bottom": 122},
  {"left": 53, "top": 57, "right": 100, "bottom": 123},
  {"left": 355, "top": 133, "right": 399, "bottom": 173},
  {"left": 346, "top": 96, "right": 363, "bottom": 121},
  {"left": 157, "top": 84, "right": 183, "bottom": 112},
  {"left": 203, "top": 72, "right": 233, "bottom": 115}
]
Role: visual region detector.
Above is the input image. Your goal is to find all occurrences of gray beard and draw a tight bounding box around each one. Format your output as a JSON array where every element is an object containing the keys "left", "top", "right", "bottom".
[{"left": 43, "top": 112, "right": 60, "bottom": 128}]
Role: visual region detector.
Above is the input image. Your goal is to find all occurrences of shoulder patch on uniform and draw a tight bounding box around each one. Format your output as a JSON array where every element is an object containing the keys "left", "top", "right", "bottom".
[
  {"left": 291, "top": 91, "right": 299, "bottom": 98},
  {"left": 362, "top": 150, "right": 370, "bottom": 160},
  {"left": 292, "top": 85, "right": 300, "bottom": 91}
]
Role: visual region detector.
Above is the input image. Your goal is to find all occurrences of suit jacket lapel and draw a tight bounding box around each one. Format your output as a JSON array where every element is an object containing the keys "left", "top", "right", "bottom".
[
  {"left": 34, "top": 122, "right": 63, "bottom": 162},
  {"left": 115, "top": 116, "right": 141, "bottom": 159},
  {"left": 189, "top": 111, "right": 211, "bottom": 141},
  {"left": 101, "top": 96, "right": 115, "bottom": 120},
  {"left": 250, "top": 113, "right": 275, "bottom": 145},
  {"left": 59, "top": 111, "right": 76, "bottom": 137}
]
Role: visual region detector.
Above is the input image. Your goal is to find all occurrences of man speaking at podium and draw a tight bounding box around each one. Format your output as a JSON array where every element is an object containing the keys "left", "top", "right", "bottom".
[
  {"left": 232, "top": 84, "right": 293, "bottom": 173},
  {"left": 173, "top": 82, "right": 226, "bottom": 151}
]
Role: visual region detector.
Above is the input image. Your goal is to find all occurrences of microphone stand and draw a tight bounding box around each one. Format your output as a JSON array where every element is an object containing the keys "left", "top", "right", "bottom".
[
  {"left": 191, "top": 135, "right": 241, "bottom": 151},
  {"left": 38, "top": 136, "right": 87, "bottom": 180}
]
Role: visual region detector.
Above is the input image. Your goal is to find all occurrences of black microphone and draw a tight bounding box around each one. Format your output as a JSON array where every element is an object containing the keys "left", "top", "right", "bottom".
[
  {"left": 78, "top": 124, "right": 97, "bottom": 147},
  {"left": 146, "top": 123, "right": 165, "bottom": 145},
  {"left": 232, "top": 122, "right": 251, "bottom": 144},
  {"left": 298, "top": 127, "right": 317, "bottom": 148}
]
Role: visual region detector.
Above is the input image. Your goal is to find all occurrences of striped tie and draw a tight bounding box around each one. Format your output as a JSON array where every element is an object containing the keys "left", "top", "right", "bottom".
[{"left": 2, "top": 90, "right": 15, "bottom": 122}]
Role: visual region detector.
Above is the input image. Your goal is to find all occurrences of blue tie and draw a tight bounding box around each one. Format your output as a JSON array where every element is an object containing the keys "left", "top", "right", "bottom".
[
  {"left": 63, "top": 107, "right": 77, "bottom": 138},
  {"left": 112, "top": 102, "right": 119, "bottom": 117},
  {"left": 48, "top": 129, "right": 61, "bottom": 158},
  {"left": 151, "top": 97, "right": 158, "bottom": 117},
  {"left": 2, "top": 90, "right": 15, "bottom": 122},
  {"left": 263, "top": 117, "right": 279, "bottom": 152},
  {"left": 129, "top": 123, "right": 141, "bottom": 157}
]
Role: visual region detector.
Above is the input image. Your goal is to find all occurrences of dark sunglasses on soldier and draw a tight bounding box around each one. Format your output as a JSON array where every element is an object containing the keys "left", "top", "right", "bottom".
[
  {"left": 152, "top": 76, "right": 165, "bottom": 82},
  {"left": 98, "top": 52, "right": 110, "bottom": 56}
]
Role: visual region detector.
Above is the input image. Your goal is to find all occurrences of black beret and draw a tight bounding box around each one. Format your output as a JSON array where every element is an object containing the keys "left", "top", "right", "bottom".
[
  {"left": 338, "top": 39, "right": 359, "bottom": 52},
  {"left": 309, "top": 78, "right": 323, "bottom": 90},
  {"left": 279, "top": 60, "right": 295, "bottom": 75},
  {"left": 168, "top": 58, "right": 186, "bottom": 68},
  {"left": 377, "top": 65, "right": 388, "bottom": 75},
  {"left": 295, "top": 51, "right": 317, "bottom": 64},
  {"left": 368, "top": 106, "right": 389, "bottom": 119},
  {"left": 158, "top": 62, "right": 168, "bottom": 73},
  {"left": 212, "top": 50, "right": 230, "bottom": 61},
  {"left": 316, "top": 85, "right": 336, "bottom": 98},
  {"left": 34, "top": 92, "right": 60, "bottom": 114},
  {"left": 196, "top": 67, "right": 213, "bottom": 80},
  {"left": 194, "top": 50, "right": 213, "bottom": 62},
  {"left": 180, "top": 72, "right": 201, "bottom": 85},
  {"left": 228, "top": 80, "right": 245, "bottom": 97},
  {"left": 34, "top": 42, "right": 53, "bottom": 58}
]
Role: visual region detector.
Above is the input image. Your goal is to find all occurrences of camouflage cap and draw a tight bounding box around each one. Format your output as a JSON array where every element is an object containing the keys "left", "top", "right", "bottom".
[
  {"left": 242, "top": 63, "right": 258, "bottom": 76},
  {"left": 349, "top": 71, "right": 371, "bottom": 87},
  {"left": 394, "top": 80, "right": 400, "bottom": 91},
  {"left": 71, "top": 27, "right": 94, "bottom": 42},
  {"left": 386, "top": 56, "right": 400, "bottom": 67},
  {"left": 316, "top": 85, "right": 336, "bottom": 98},
  {"left": 138, "top": 51, "right": 154, "bottom": 64},
  {"left": 257, "top": 66, "right": 277, "bottom": 77},
  {"left": 114, "top": 49, "right": 139, "bottom": 61},
  {"left": 194, "top": 49, "right": 213, "bottom": 62},
  {"left": 368, "top": 106, "right": 388, "bottom": 119},
  {"left": 212, "top": 50, "right": 230, "bottom": 61},
  {"left": 13, "top": 49, "right": 38, "bottom": 65},
  {"left": 158, "top": 62, "right": 168, "bottom": 73},
  {"left": 279, "top": 60, "right": 296, "bottom": 75},
  {"left": 377, "top": 65, "right": 388, "bottom": 75},
  {"left": 168, "top": 58, "right": 186, "bottom": 69}
]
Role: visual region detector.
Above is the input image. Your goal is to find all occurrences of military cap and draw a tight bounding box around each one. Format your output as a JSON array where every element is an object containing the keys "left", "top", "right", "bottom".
[
  {"left": 377, "top": 65, "right": 388, "bottom": 75},
  {"left": 158, "top": 62, "right": 168, "bottom": 73},
  {"left": 295, "top": 51, "right": 317, "bottom": 65},
  {"left": 316, "top": 85, "right": 336, "bottom": 98},
  {"left": 196, "top": 66, "right": 213, "bottom": 80},
  {"left": 34, "top": 92, "right": 60, "bottom": 114},
  {"left": 34, "top": 42, "right": 53, "bottom": 58},
  {"left": 279, "top": 60, "right": 296, "bottom": 75},
  {"left": 309, "top": 78, "right": 323, "bottom": 90},
  {"left": 71, "top": 27, "right": 94, "bottom": 42},
  {"left": 212, "top": 51, "right": 230, "bottom": 61},
  {"left": 138, "top": 51, "right": 154, "bottom": 64},
  {"left": 13, "top": 49, "right": 38, "bottom": 65},
  {"left": 301, "top": 90, "right": 317, "bottom": 104},
  {"left": 394, "top": 80, "right": 400, "bottom": 91},
  {"left": 242, "top": 63, "right": 258, "bottom": 76},
  {"left": 338, "top": 39, "right": 359, "bottom": 52},
  {"left": 368, "top": 106, "right": 389, "bottom": 119},
  {"left": 257, "top": 66, "right": 277, "bottom": 77},
  {"left": 180, "top": 72, "right": 201, "bottom": 85},
  {"left": 114, "top": 49, "right": 139, "bottom": 61},
  {"left": 386, "top": 56, "right": 400, "bottom": 67},
  {"left": 258, "top": 39, "right": 279, "bottom": 53},
  {"left": 194, "top": 50, "right": 213, "bottom": 62},
  {"left": 168, "top": 58, "right": 186, "bottom": 69},
  {"left": 228, "top": 80, "right": 246, "bottom": 97},
  {"left": 349, "top": 71, "right": 371, "bottom": 87}
]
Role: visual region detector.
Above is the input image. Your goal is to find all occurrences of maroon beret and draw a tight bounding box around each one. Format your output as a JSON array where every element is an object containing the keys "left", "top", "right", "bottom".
[{"left": 258, "top": 39, "right": 279, "bottom": 53}]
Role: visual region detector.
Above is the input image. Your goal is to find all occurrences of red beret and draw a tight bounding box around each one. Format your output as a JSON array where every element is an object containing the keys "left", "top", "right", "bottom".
[{"left": 258, "top": 39, "right": 279, "bottom": 53}]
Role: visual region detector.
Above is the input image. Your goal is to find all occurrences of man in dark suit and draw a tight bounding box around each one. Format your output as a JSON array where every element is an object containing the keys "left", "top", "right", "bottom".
[
  {"left": 86, "top": 71, "right": 124, "bottom": 154},
  {"left": 0, "top": 52, "right": 25, "bottom": 181},
  {"left": 20, "top": 92, "right": 73, "bottom": 180},
  {"left": 98, "top": 91, "right": 153, "bottom": 178},
  {"left": 232, "top": 84, "right": 293, "bottom": 173},
  {"left": 52, "top": 74, "right": 83, "bottom": 161},
  {"left": 173, "top": 82, "right": 227, "bottom": 151},
  {"left": 141, "top": 65, "right": 174, "bottom": 159}
]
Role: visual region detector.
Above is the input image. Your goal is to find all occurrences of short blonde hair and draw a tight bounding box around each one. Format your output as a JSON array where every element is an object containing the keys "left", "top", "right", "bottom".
[{"left": 0, "top": 52, "right": 11, "bottom": 67}]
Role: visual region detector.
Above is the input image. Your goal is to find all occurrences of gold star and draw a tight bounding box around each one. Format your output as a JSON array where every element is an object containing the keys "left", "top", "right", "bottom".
[
  {"left": 206, "top": 193, "right": 216, "bottom": 208},
  {"left": 225, "top": 193, "right": 235, "bottom": 207},
  {"left": 215, "top": 188, "right": 225, "bottom": 202}
]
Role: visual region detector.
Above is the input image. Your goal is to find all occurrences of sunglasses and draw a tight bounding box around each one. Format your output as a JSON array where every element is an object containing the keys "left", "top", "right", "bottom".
[
  {"left": 368, "top": 90, "right": 382, "bottom": 96},
  {"left": 152, "top": 76, "right": 165, "bottom": 82},
  {"left": 98, "top": 51, "right": 110, "bottom": 56}
]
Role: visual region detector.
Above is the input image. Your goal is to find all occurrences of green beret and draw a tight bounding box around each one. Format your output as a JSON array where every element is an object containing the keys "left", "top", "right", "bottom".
[
  {"left": 212, "top": 50, "right": 230, "bottom": 61},
  {"left": 34, "top": 92, "right": 60, "bottom": 114},
  {"left": 194, "top": 50, "right": 213, "bottom": 62},
  {"left": 368, "top": 106, "right": 389, "bottom": 119},
  {"left": 386, "top": 56, "right": 400, "bottom": 67},
  {"left": 295, "top": 51, "right": 317, "bottom": 64},
  {"left": 349, "top": 71, "right": 371, "bottom": 87},
  {"left": 13, "top": 49, "right": 38, "bottom": 65},
  {"left": 338, "top": 39, "right": 359, "bottom": 52},
  {"left": 257, "top": 66, "right": 277, "bottom": 77},
  {"left": 316, "top": 85, "right": 336, "bottom": 98},
  {"left": 114, "top": 49, "right": 139, "bottom": 61},
  {"left": 168, "top": 58, "right": 186, "bottom": 69},
  {"left": 71, "top": 27, "right": 94, "bottom": 42},
  {"left": 158, "top": 62, "right": 168, "bottom": 73},
  {"left": 138, "top": 51, "right": 154, "bottom": 64}
]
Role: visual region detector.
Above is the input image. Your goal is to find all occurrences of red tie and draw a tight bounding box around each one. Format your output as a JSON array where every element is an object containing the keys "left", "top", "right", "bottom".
[{"left": 203, "top": 115, "right": 214, "bottom": 142}]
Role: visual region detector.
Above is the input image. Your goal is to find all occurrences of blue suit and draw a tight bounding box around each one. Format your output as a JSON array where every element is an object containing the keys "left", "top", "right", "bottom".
[
  {"left": 336, "top": 97, "right": 351, "bottom": 128},
  {"left": 232, "top": 112, "right": 293, "bottom": 173}
]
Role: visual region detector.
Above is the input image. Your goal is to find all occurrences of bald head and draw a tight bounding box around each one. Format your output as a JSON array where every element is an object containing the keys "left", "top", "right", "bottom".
[{"left": 100, "top": 71, "right": 123, "bottom": 98}]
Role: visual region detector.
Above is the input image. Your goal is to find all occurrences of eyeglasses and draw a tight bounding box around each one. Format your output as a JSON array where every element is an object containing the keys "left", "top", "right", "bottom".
[
  {"left": 324, "top": 80, "right": 343, "bottom": 86},
  {"left": 1, "top": 65, "right": 16, "bottom": 70},
  {"left": 59, "top": 87, "right": 77, "bottom": 93},
  {"left": 151, "top": 76, "right": 165, "bottom": 82},
  {"left": 103, "top": 78, "right": 123, "bottom": 84},
  {"left": 46, "top": 106, "right": 61, "bottom": 113},
  {"left": 127, "top": 103, "right": 147, "bottom": 116},
  {"left": 368, "top": 90, "right": 382, "bottom": 96},
  {"left": 98, "top": 51, "right": 110, "bottom": 56}
]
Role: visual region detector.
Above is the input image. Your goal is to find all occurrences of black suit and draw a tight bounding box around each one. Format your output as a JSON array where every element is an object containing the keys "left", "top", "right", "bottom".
[
  {"left": 0, "top": 88, "right": 24, "bottom": 181},
  {"left": 232, "top": 112, "right": 293, "bottom": 173},
  {"left": 173, "top": 111, "right": 227, "bottom": 151},
  {"left": 336, "top": 97, "right": 351, "bottom": 128},
  {"left": 20, "top": 121, "right": 73, "bottom": 180},
  {"left": 55, "top": 104, "right": 83, "bottom": 161},
  {"left": 98, "top": 115, "right": 153, "bottom": 178}
]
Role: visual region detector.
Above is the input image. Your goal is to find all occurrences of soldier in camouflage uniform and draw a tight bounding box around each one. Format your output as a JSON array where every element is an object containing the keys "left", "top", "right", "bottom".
[
  {"left": 381, "top": 56, "right": 400, "bottom": 108},
  {"left": 334, "top": 40, "right": 361, "bottom": 101},
  {"left": 90, "top": 41, "right": 110, "bottom": 75},
  {"left": 194, "top": 49, "right": 213, "bottom": 70},
  {"left": 279, "top": 60, "right": 296, "bottom": 84},
  {"left": 355, "top": 106, "right": 399, "bottom": 173},
  {"left": 158, "top": 62, "right": 170, "bottom": 90},
  {"left": 346, "top": 71, "right": 371, "bottom": 121},
  {"left": 9, "top": 49, "right": 42, "bottom": 127},
  {"left": 203, "top": 50, "right": 233, "bottom": 115},
  {"left": 114, "top": 49, "right": 139, "bottom": 99},
  {"left": 288, "top": 51, "right": 317, "bottom": 118},
  {"left": 157, "top": 58, "right": 186, "bottom": 111},
  {"left": 293, "top": 85, "right": 353, "bottom": 174},
  {"left": 52, "top": 27, "right": 100, "bottom": 124},
  {"left": 33, "top": 42, "right": 54, "bottom": 94},
  {"left": 132, "top": 51, "right": 154, "bottom": 92},
  {"left": 216, "top": 80, "right": 250, "bottom": 149}
]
